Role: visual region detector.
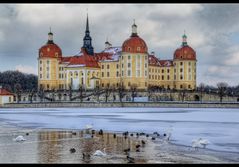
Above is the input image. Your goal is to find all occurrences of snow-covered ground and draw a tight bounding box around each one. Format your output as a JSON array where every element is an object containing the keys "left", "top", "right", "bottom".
[{"left": 0, "top": 107, "right": 239, "bottom": 153}]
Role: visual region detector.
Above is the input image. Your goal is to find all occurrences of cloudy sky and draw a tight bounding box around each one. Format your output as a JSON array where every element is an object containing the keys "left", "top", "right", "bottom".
[{"left": 0, "top": 3, "right": 239, "bottom": 87}]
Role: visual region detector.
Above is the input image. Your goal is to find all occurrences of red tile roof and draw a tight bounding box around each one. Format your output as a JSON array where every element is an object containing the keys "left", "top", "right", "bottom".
[
  {"left": 149, "top": 55, "right": 173, "bottom": 67},
  {"left": 122, "top": 36, "right": 148, "bottom": 53},
  {"left": 67, "top": 48, "right": 100, "bottom": 68},
  {"left": 174, "top": 45, "right": 196, "bottom": 60},
  {"left": 39, "top": 43, "right": 62, "bottom": 58},
  {"left": 0, "top": 88, "right": 14, "bottom": 96}
]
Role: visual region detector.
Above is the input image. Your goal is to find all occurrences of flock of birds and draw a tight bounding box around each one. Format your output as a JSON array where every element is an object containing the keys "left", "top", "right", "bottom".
[{"left": 11, "top": 124, "right": 210, "bottom": 163}]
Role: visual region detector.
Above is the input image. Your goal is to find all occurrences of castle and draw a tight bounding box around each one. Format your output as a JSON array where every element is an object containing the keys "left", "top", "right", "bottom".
[{"left": 38, "top": 15, "right": 197, "bottom": 91}]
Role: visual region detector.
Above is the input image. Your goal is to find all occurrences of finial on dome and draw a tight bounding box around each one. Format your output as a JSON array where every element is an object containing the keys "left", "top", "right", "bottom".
[
  {"left": 47, "top": 27, "right": 54, "bottom": 44},
  {"left": 182, "top": 30, "right": 187, "bottom": 46},
  {"left": 131, "top": 19, "right": 138, "bottom": 37}
]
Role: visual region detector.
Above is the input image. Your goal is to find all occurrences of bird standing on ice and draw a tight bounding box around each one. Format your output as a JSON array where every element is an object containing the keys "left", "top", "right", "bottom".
[
  {"left": 93, "top": 148, "right": 107, "bottom": 156},
  {"left": 198, "top": 138, "right": 210, "bottom": 148},
  {"left": 13, "top": 135, "right": 26, "bottom": 142},
  {"left": 85, "top": 124, "right": 93, "bottom": 130}
]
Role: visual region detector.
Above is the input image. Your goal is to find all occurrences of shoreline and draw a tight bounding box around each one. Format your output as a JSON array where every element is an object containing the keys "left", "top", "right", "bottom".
[
  {"left": 2, "top": 101, "right": 239, "bottom": 108},
  {"left": 0, "top": 121, "right": 238, "bottom": 163}
]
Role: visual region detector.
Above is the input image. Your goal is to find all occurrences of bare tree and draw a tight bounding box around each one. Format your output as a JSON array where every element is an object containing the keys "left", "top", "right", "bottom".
[
  {"left": 217, "top": 82, "right": 228, "bottom": 102},
  {"left": 104, "top": 84, "right": 112, "bottom": 103},
  {"left": 147, "top": 85, "right": 155, "bottom": 101},
  {"left": 14, "top": 83, "right": 22, "bottom": 103},
  {"left": 179, "top": 84, "right": 187, "bottom": 102},
  {"left": 198, "top": 83, "right": 205, "bottom": 102},
  {"left": 94, "top": 85, "right": 102, "bottom": 102},
  {"left": 38, "top": 84, "right": 45, "bottom": 102},
  {"left": 78, "top": 84, "right": 86, "bottom": 102},
  {"left": 68, "top": 83, "right": 73, "bottom": 101},
  {"left": 130, "top": 84, "right": 138, "bottom": 102},
  {"left": 28, "top": 88, "right": 36, "bottom": 103},
  {"left": 117, "top": 82, "right": 126, "bottom": 103}
]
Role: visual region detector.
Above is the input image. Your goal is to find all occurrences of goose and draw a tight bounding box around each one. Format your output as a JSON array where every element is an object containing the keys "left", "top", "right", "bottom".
[
  {"left": 191, "top": 138, "right": 202, "bottom": 150},
  {"left": 85, "top": 124, "right": 93, "bottom": 130},
  {"left": 198, "top": 138, "right": 210, "bottom": 148},
  {"left": 14, "top": 135, "right": 26, "bottom": 142},
  {"left": 123, "top": 148, "right": 130, "bottom": 154},
  {"left": 141, "top": 140, "right": 146, "bottom": 145},
  {"left": 83, "top": 153, "right": 91, "bottom": 159},
  {"left": 93, "top": 148, "right": 107, "bottom": 156},
  {"left": 130, "top": 133, "right": 134, "bottom": 137},
  {"left": 151, "top": 137, "right": 156, "bottom": 140},
  {"left": 99, "top": 129, "right": 103, "bottom": 135},
  {"left": 136, "top": 144, "right": 141, "bottom": 149},
  {"left": 146, "top": 134, "right": 149, "bottom": 138},
  {"left": 70, "top": 148, "right": 76, "bottom": 153},
  {"left": 25, "top": 133, "right": 29, "bottom": 136},
  {"left": 127, "top": 155, "right": 135, "bottom": 163}
]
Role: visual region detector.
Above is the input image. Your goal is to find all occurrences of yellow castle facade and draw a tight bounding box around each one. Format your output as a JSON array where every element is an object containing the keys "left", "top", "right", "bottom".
[{"left": 38, "top": 16, "right": 197, "bottom": 91}]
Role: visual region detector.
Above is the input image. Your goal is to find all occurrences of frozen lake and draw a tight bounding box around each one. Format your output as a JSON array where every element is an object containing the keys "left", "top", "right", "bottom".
[{"left": 0, "top": 107, "right": 239, "bottom": 153}]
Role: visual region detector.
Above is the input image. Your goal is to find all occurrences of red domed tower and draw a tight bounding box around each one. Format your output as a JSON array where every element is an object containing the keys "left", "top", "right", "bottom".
[
  {"left": 173, "top": 32, "right": 197, "bottom": 90},
  {"left": 38, "top": 29, "right": 62, "bottom": 90},
  {"left": 120, "top": 20, "right": 149, "bottom": 90}
]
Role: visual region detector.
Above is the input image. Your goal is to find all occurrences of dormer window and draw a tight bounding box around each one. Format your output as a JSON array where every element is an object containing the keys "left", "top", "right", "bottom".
[
  {"left": 137, "top": 47, "right": 140, "bottom": 51},
  {"left": 128, "top": 47, "right": 131, "bottom": 51},
  {"left": 47, "top": 48, "right": 50, "bottom": 52},
  {"left": 55, "top": 53, "right": 58, "bottom": 57}
]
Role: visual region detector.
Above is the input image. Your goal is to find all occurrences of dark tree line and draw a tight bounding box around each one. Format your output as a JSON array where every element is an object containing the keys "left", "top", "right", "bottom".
[{"left": 0, "top": 70, "right": 38, "bottom": 93}]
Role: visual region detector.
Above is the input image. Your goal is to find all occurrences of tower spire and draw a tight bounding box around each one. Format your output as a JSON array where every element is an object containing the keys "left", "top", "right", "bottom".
[{"left": 82, "top": 11, "right": 94, "bottom": 55}]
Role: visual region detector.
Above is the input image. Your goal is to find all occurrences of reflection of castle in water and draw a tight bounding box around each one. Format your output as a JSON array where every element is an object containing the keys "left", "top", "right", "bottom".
[{"left": 37, "top": 130, "right": 147, "bottom": 163}]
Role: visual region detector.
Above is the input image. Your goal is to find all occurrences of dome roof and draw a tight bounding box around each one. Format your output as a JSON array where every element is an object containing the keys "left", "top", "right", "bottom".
[
  {"left": 39, "top": 43, "right": 62, "bottom": 58},
  {"left": 122, "top": 36, "right": 148, "bottom": 53},
  {"left": 174, "top": 45, "right": 196, "bottom": 60}
]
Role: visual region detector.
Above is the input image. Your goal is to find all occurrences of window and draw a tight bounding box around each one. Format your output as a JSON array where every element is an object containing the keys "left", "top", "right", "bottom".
[
  {"left": 145, "top": 82, "right": 147, "bottom": 87},
  {"left": 128, "top": 82, "right": 131, "bottom": 87},
  {"left": 107, "top": 72, "right": 110, "bottom": 77},
  {"left": 180, "top": 62, "right": 183, "bottom": 66},
  {"left": 107, "top": 83, "right": 110, "bottom": 87},
  {"left": 167, "top": 69, "right": 170, "bottom": 73},
  {"left": 189, "top": 62, "right": 191, "bottom": 66},
  {"left": 59, "top": 74, "right": 61, "bottom": 78},
  {"left": 128, "top": 70, "right": 131, "bottom": 76},
  {"left": 40, "top": 74, "right": 42, "bottom": 79},
  {"left": 137, "top": 47, "right": 140, "bottom": 51},
  {"left": 107, "top": 64, "right": 110, "bottom": 69},
  {"left": 74, "top": 72, "right": 78, "bottom": 77},
  {"left": 145, "top": 56, "right": 148, "bottom": 60},
  {"left": 128, "top": 47, "right": 131, "bottom": 51},
  {"left": 102, "top": 65, "right": 104, "bottom": 69},
  {"left": 102, "top": 83, "right": 104, "bottom": 87},
  {"left": 155, "top": 75, "right": 157, "bottom": 80},
  {"left": 145, "top": 70, "right": 147, "bottom": 76},
  {"left": 149, "top": 75, "right": 151, "bottom": 79},
  {"left": 152, "top": 75, "right": 154, "bottom": 79},
  {"left": 174, "top": 75, "right": 176, "bottom": 80},
  {"left": 149, "top": 68, "right": 151, "bottom": 72},
  {"left": 162, "top": 69, "right": 164, "bottom": 73},
  {"left": 47, "top": 60, "right": 50, "bottom": 64},
  {"left": 102, "top": 72, "right": 104, "bottom": 77},
  {"left": 180, "top": 85, "right": 183, "bottom": 89},
  {"left": 116, "top": 64, "right": 119, "bottom": 69},
  {"left": 189, "top": 68, "right": 191, "bottom": 72},
  {"left": 47, "top": 74, "right": 49, "bottom": 79},
  {"left": 40, "top": 60, "right": 42, "bottom": 64},
  {"left": 128, "top": 63, "right": 131, "bottom": 68},
  {"left": 152, "top": 69, "right": 154, "bottom": 73},
  {"left": 145, "top": 63, "right": 147, "bottom": 68},
  {"left": 47, "top": 84, "right": 50, "bottom": 89},
  {"left": 59, "top": 67, "right": 61, "bottom": 71},
  {"left": 188, "top": 85, "right": 191, "bottom": 89},
  {"left": 162, "top": 75, "right": 164, "bottom": 80},
  {"left": 55, "top": 53, "right": 58, "bottom": 57},
  {"left": 174, "top": 69, "right": 176, "bottom": 73},
  {"left": 180, "top": 68, "right": 183, "bottom": 72},
  {"left": 46, "top": 67, "right": 49, "bottom": 71},
  {"left": 40, "top": 67, "right": 42, "bottom": 71},
  {"left": 180, "top": 75, "right": 183, "bottom": 80},
  {"left": 167, "top": 75, "right": 170, "bottom": 80},
  {"left": 116, "top": 71, "right": 119, "bottom": 77},
  {"left": 122, "top": 71, "right": 124, "bottom": 76},
  {"left": 122, "top": 64, "right": 124, "bottom": 68},
  {"left": 128, "top": 55, "right": 130, "bottom": 59}
]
